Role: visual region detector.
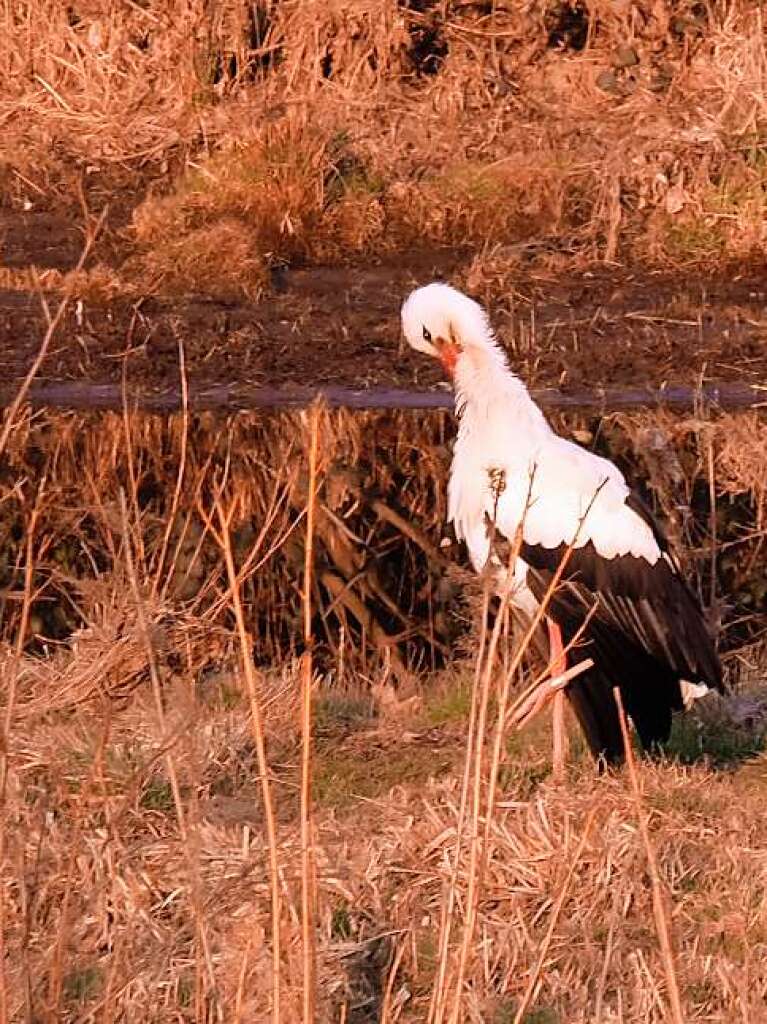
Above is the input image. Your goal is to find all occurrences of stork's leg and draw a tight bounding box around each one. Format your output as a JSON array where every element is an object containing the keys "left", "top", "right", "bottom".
[{"left": 547, "top": 617, "right": 569, "bottom": 780}]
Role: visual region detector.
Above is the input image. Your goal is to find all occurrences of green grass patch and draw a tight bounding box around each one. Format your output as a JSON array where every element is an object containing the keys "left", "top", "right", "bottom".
[
  {"left": 667, "top": 703, "right": 767, "bottom": 767},
  {"left": 423, "top": 676, "right": 472, "bottom": 727},
  {"left": 313, "top": 741, "right": 455, "bottom": 810},
  {"left": 140, "top": 778, "right": 175, "bottom": 813},
  {"left": 665, "top": 217, "right": 726, "bottom": 263},
  {"left": 63, "top": 965, "right": 101, "bottom": 1005},
  {"left": 492, "top": 1002, "right": 560, "bottom": 1024},
  {"left": 314, "top": 693, "right": 376, "bottom": 738}
]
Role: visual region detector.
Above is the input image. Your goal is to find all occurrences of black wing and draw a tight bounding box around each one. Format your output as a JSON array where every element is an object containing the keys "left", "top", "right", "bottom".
[{"left": 520, "top": 496, "right": 723, "bottom": 763}]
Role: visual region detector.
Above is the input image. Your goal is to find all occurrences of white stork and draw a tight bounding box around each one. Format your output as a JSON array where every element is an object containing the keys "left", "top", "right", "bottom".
[{"left": 401, "top": 282, "right": 723, "bottom": 764}]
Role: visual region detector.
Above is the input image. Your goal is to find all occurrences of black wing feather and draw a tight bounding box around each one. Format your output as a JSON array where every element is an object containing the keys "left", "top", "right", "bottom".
[{"left": 519, "top": 496, "right": 723, "bottom": 763}]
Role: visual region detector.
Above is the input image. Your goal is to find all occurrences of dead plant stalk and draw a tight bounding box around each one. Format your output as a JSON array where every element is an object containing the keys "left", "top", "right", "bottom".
[
  {"left": 153, "top": 337, "right": 189, "bottom": 596},
  {"left": 0, "top": 207, "right": 106, "bottom": 461},
  {"left": 446, "top": 603, "right": 519, "bottom": 1017},
  {"left": 301, "top": 404, "right": 321, "bottom": 1023},
  {"left": 214, "top": 493, "right": 283, "bottom": 1024},
  {"left": 447, "top": 535, "right": 521, "bottom": 1024},
  {"left": 448, "top": 479, "right": 607, "bottom": 1023},
  {"left": 614, "top": 687, "right": 685, "bottom": 1024},
  {"left": 432, "top": 482, "right": 532, "bottom": 1024},
  {"left": 512, "top": 806, "right": 598, "bottom": 1024},
  {"left": 0, "top": 475, "right": 45, "bottom": 1024},
  {"left": 118, "top": 489, "right": 218, "bottom": 1015},
  {"left": 428, "top": 583, "right": 490, "bottom": 1024}
]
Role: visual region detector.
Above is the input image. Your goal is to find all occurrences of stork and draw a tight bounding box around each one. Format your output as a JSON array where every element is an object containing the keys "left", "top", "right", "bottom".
[{"left": 401, "top": 282, "right": 723, "bottom": 766}]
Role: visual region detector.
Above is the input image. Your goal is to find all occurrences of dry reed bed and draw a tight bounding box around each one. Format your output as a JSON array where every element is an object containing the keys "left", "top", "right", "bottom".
[
  {"left": 1, "top": 404, "right": 766, "bottom": 670},
  {"left": 2, "top": 1, "right": 766, "bottom": 299},
  {"left": 0, "top": 405, "right": 452, "bottom": 679},
  {"left": 1, "top": 405, "right": 767, "bottom": 1021},
  {"left": 2, "top": 6, "right": 767, "bottom": 1018}
]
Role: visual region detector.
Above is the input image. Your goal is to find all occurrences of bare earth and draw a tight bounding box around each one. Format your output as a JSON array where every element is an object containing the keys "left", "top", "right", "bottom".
[{"left": 3, "top": 209, "right": 767, "bottom": 404}]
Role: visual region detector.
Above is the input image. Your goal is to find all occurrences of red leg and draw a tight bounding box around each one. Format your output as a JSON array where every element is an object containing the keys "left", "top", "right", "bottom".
[{"left": 547, "top": 617, "right": 568, "bottom": 779}]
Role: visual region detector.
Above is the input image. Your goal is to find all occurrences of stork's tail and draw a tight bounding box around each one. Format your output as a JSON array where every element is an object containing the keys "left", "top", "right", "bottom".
[{"left": 565, "top": 661, "right": 686, "bottom": 765}]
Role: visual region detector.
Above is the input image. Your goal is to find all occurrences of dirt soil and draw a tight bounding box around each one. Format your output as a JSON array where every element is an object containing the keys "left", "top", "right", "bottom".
[{"left": 3, "top": 209, "right": 767, "bottom": 405}]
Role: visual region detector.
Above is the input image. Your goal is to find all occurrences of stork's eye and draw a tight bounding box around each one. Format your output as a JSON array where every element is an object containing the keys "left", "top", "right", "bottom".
[{"left": 422, "top": 326, "right": 432, "bottom": 343}]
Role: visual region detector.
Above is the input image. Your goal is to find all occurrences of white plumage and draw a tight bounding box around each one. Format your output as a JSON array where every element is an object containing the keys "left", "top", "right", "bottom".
[
  {"left": 403, "top": 282, "right": 658, "bottom": 577},
  {"left": 401, "top": 281, "right": 723, "bottom": 763}
]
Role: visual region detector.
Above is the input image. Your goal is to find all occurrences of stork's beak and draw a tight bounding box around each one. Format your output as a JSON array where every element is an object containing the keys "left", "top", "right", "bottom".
[{"left": 436, "top": 337, "right": 461, "bottom": 377}]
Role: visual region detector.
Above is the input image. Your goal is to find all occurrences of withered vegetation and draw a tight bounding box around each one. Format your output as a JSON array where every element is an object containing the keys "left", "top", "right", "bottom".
[
  {"left": 1, "top": 403, "right": 766, "bottom": 1021},
  {"left": 3, "top": 2, "right": 767, "bottom": 1021},
  {"left": 1, "top": 0, "right": 766, "bottom": 299}
]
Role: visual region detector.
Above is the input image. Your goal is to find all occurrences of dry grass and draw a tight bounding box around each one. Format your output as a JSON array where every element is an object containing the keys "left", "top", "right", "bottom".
[
  {"left": 2, "top": 1, "right": 766, "bottom": 297},
  {"left": 1, "top": 400, "right": 767, "bottom": 1021},
  {"left": 3, "top": 8, "right": 767, "bottom": 1019},
  {"left": 1, "top": 403, "right": 766, "bottom": 675},
  {"left": 2, "top": 653, "right": 767, "bottom": 1021}
]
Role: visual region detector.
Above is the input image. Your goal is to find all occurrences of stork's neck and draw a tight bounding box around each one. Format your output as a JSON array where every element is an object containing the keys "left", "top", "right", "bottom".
[{"left": 453, "top": 340, "right": 550, "bottom": 448}]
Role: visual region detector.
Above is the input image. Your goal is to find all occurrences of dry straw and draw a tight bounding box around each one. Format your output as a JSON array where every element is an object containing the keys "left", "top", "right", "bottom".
[
  {"left": 2, "top": 1, "right": 767, "bottom": 295},
  {"left": 615, "top": 687, "right": 685, "bottom": 1024},
  {"left": 213, "top": 489, "right": 284, "bottom": 1022},
  {"left": 2, "top": 19, "right": 767, "bottom": 999},
  {"left": 1, "top": 394, "right": 767, "bottom": 1019},
  {"left": 300, "top": 403, "right": 322, "bottom": 1022}
]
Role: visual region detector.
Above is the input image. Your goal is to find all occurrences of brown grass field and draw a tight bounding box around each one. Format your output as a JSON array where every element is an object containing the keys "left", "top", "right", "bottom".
[{"left": 2, "top": 2, "right": 767, "bottom": 1022}]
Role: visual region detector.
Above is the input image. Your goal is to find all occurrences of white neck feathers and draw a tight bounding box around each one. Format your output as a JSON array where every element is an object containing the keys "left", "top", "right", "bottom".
[{"left": 453, "top": 331, "right": 549, "bottom": 444}]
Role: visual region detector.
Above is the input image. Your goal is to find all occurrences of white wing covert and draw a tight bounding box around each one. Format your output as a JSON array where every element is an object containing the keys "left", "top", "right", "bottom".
[{"left": 452, "top": 434, "right": 662, "bottom": 574}]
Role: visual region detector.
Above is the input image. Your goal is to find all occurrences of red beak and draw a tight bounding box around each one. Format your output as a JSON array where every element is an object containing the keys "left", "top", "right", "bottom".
[{"left": 439, "top": 341, "right": 460, "bottom": 377}]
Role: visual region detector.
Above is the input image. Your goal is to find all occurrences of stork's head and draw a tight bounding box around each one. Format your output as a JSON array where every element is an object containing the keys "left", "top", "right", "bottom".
[{"left": 401, "top": 282, "right": 504, "bottom": 379}]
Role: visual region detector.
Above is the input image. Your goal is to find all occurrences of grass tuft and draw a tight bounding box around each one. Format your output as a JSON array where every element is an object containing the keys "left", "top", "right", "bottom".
[{"left": 3, "top": 1, "right": 766, "bottom": 294}]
